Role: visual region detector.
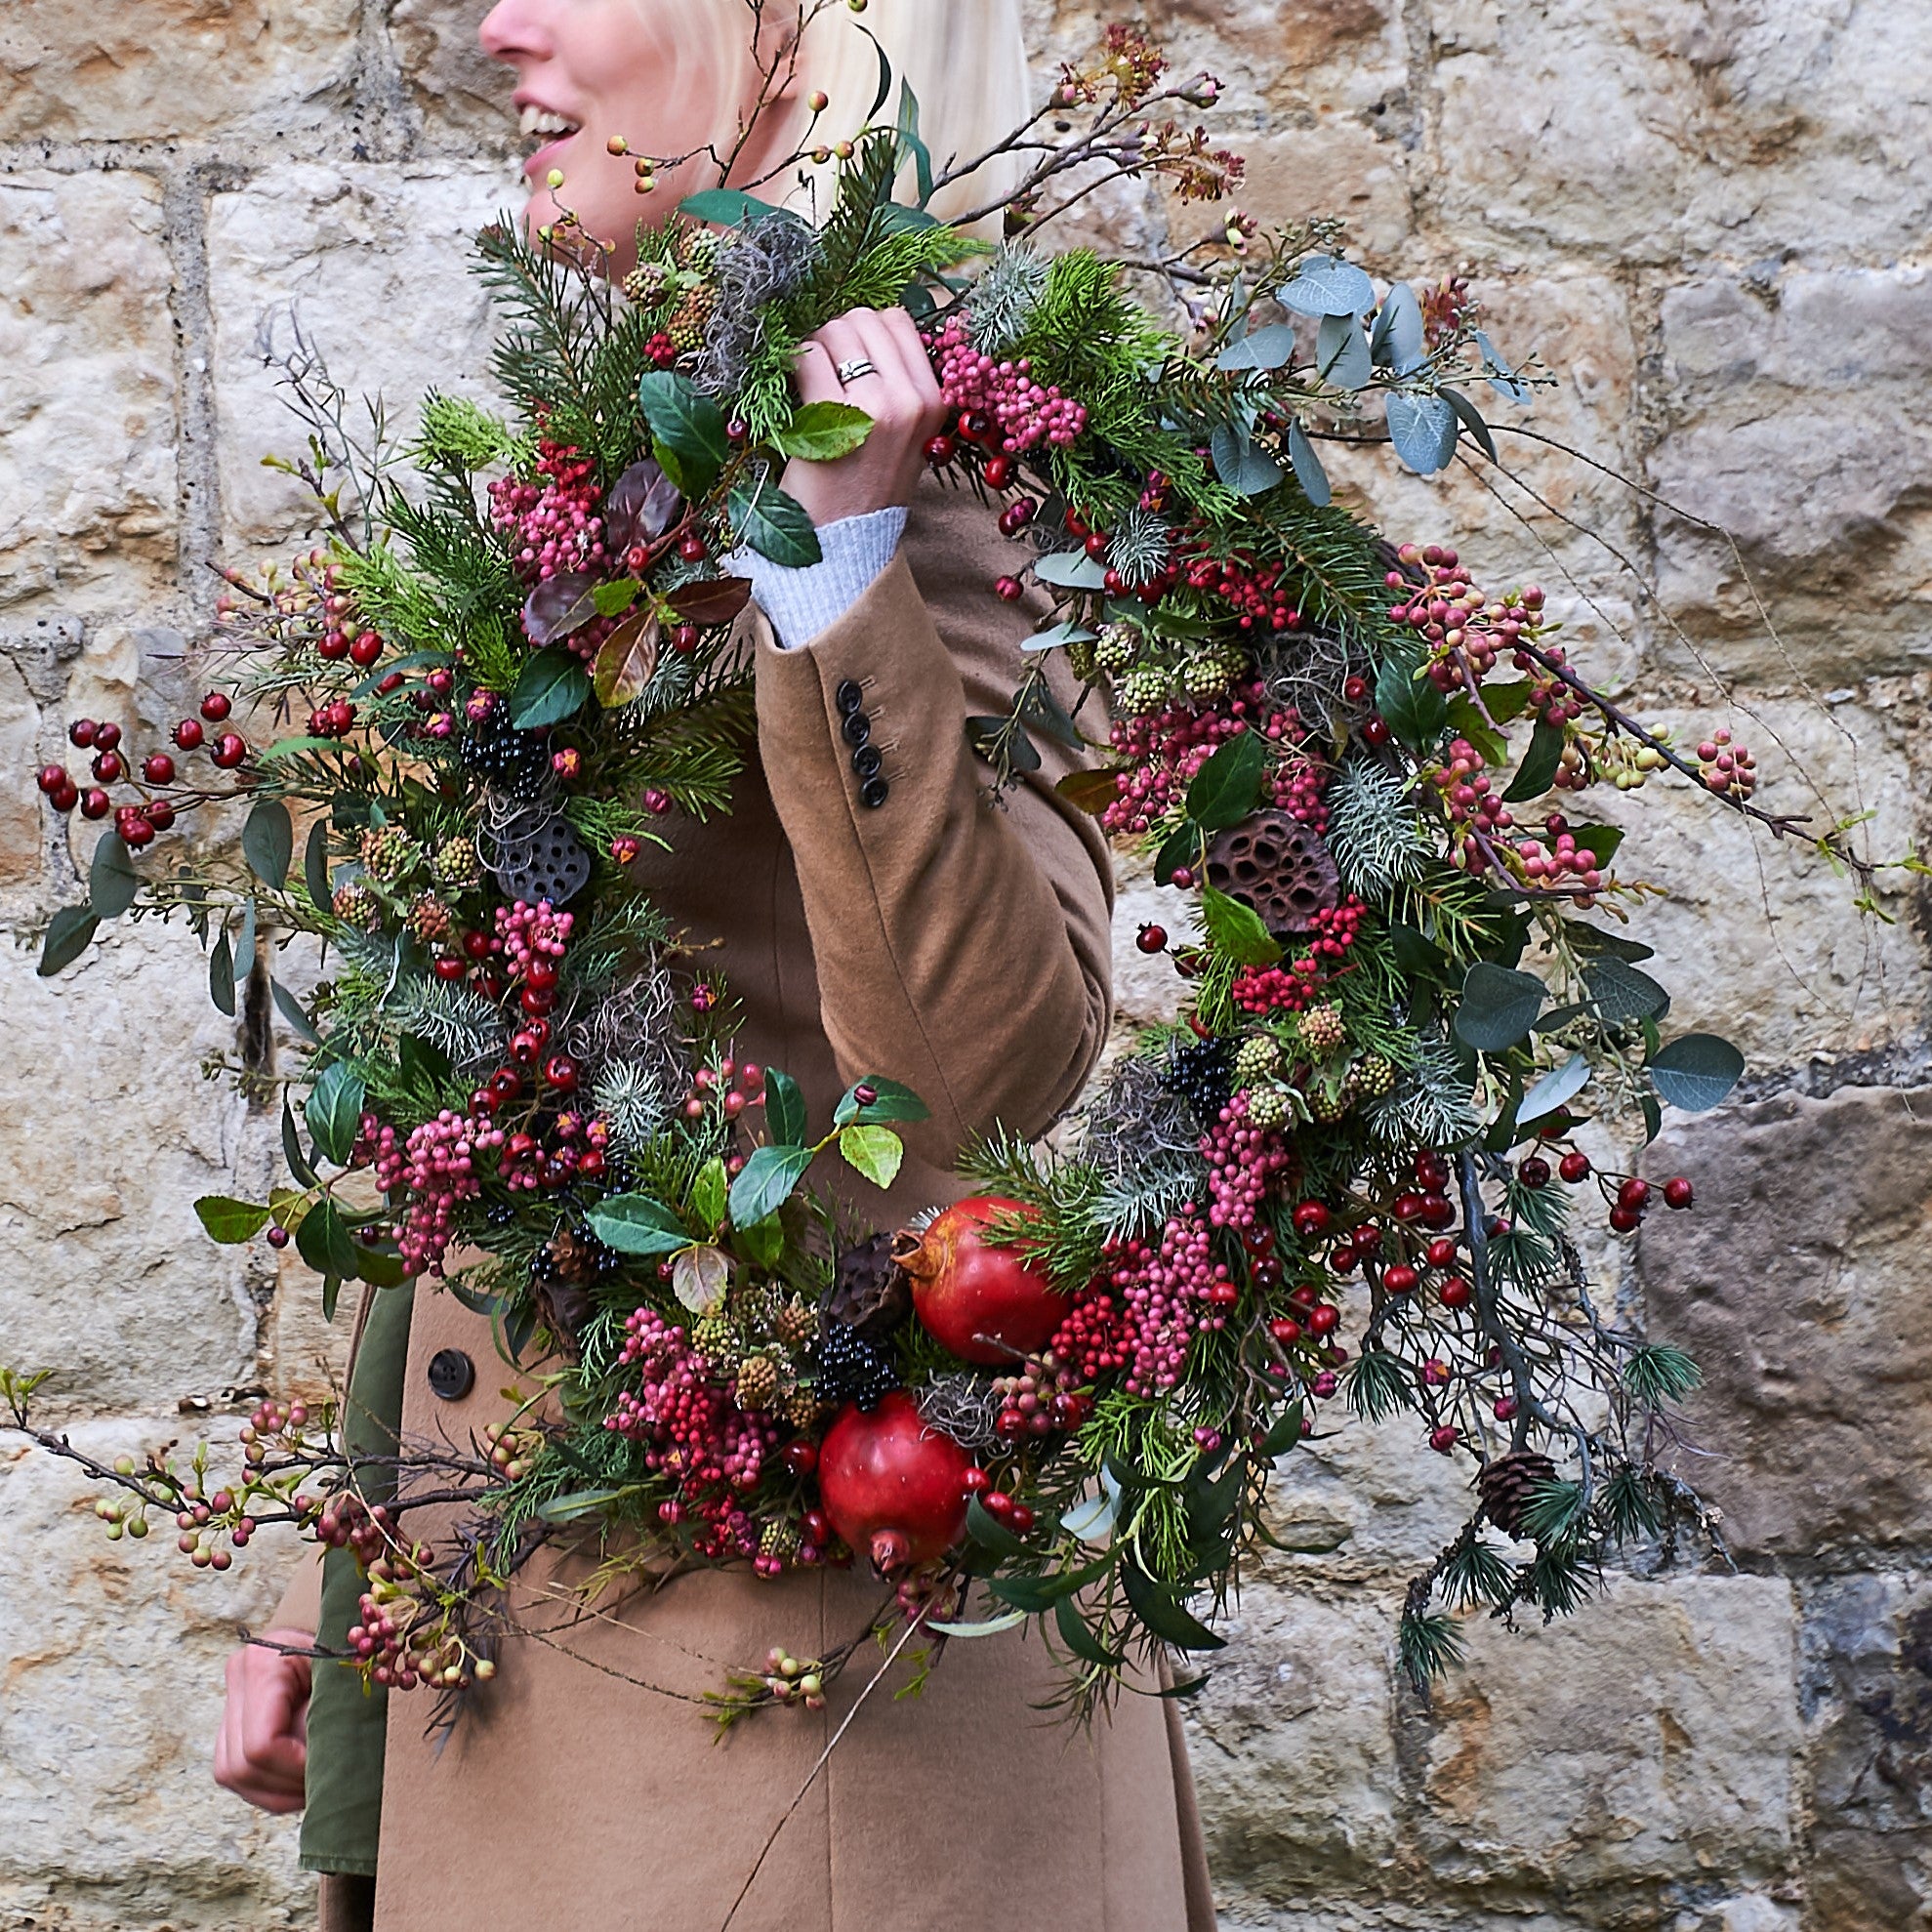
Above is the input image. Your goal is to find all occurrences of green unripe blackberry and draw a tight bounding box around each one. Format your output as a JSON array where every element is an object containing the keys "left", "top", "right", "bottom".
[
  {"left": 1114, "top": 665, "right": 1170, "bottom": 716},
  {"left": 1093, "top": 623, "right": 1139, "bottom": 674},
  {"left": 1296, "top": 1004, "right": 1347, "bottom": 1058},
  {"left": 1233, "top": 1034, "right": 1281, "bottom": 1086},
  {"left": 1245, "top": 1083, "right": 1291, "bottom": 1129}
]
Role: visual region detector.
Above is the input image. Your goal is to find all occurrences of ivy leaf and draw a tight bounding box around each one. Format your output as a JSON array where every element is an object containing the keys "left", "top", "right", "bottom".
[
  {"left": 1278, "top": 253, "right": 1376, "bottom": 318},
  {"left": 600, "top": 457, "right": 681, "bottom": 552},
  {"left": 37, "top": 905, "right": 98, "bottom": 977},
  {"left": 1287, "top": 421, "right": 1332, "bottom": 507},
  {"left": 240, "top": 801, "right": 294, "bottom": 891},
  {"left": 195, "top": 1195, "right": 272, "bottom": 1244},
  {"left": 1583, "top": 958, "right": 1670, "bottom": 1023},
  {"left": 296, "top": 1197, "right": 357, "bottom": 1279},
  {"left": 89, "top": 830, "right": 140, "bottom": 920},
  {"left": 833, "top": 1076, "right": 929, "bottom": 1127},
  {"left": 671, "top": 1243, "right": 731, "bottom": 1314},
  {"left": 1214, "top": 323, "right": 1296, "bottom": 370},
  {"left": 1518, "top": 1052, "right": 1590, "bottom": 1125},
  {"left": 1375, "top": 655, "right": 1449, "bottom": 752},
  {"left": 1315, "top": 312, "right": 1372, "bottom": 391},
  {"left": 667, "top": 577, "right": 754, "bottom": 627},
  {"left": 637, "top": 371, "right": 730, "bottom": 496},
  {"left": 1199, "top": 884, "right": 1282, "bottom": 966},
  {"left": 306, "top": 1061, "right": 366, "bottom": 1167},
  {"left": 509, "top": 648, "right": 593, "bottom": 728},
  {"left": 839, "top": 1122, "right": 904, "bottom": 1190},
  {"left": 727, "top": 480, "right": 822, "bottom": 567},
  {"left": 1650, "top": 1034, "right": 1745, "bottom": 1112},
  {"left": 1185, "top": 731, "right": 1269, "bottom": 830},
  {"left": 771, "top": 400, "right": 875, "bottom": 462},
  {"left": 209, "top": 928, "right": 236, "bottom": 1016},
  {"left": 587, "top": 1193, "right": 691, "bottom": 1256},
  {"left": 689, "top": 1156, "right": 728, "bottom": 1234},
  {"left": 1209, "top": 422, "right": 1284, "bottom": 496},
  {"left": 726, "top": 1143, "right": 812, "bottom": 1228},
  {"left": 1454, "top": 962, "right": 1546, "bottom": 1052},
  {"left": 763, "top": 1068, "right": 807, "bottom": 1146},
  {"left": 1501, "top": 719, "right": 1566, "bottom": 802},
  {"left": 591, "top": 610, "right": 661, "bottom": 709},
  {"left": 1386, "top": 391, "right": 1459, "bottom": 475},
  {"left": 304, "top": 818, "right": 332, "bottom": 914}
]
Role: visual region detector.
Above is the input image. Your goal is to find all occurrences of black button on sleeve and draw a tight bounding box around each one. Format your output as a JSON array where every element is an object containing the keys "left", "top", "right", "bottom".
[
  {"left": 427, "top": 1348, "right": 474, "bottom": 1402},
  {"left": 860, "top": 775, "right": 889, "bottom": 808},
  {"left": 840, "top": 710, "right": 871, "bottom": 747},
  {"left": 851, "top": 743, "right": 883, "bottom": 778},
  {"left": 835, "top": 678, "right": 865, "bottom": 715}
]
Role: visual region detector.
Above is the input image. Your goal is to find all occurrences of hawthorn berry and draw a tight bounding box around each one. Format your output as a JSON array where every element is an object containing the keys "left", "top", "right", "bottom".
[
  {"left": 143, "top": 753, "right": 176, "bottom": 785},
  {"left": 211, "top": 732, "right": 247, "bottom": 768},
  {"left": 94, "top": 721, "right": 122, "bottom": 752},
  {"left": 1607, "top": 1204, "right": 1641, "bottom": 1233},
  {"left": 80, "top": 788, "right": 111, "bottom": 820},
  {"left": 1518, "top": 1155, "right": 1551, "bottom": 1188},
  {"left": 173, "top": 719, "right": 205, "bottom": 751},
  {"left": 68, "top": 719, "right": 98, "bottom": 748},
  {"left": 1428, "top": 1425, "right": 1459, "bottom": 1454},
  {"left": 1135, "top": 923, "right": 1168, "bottom": 954},
  {"left": 1425, "top": 1236, "right": 1459, "bottom": 1267},
  {"left": 1617, "top": 1177, "right": 1651, "bottom": 1212},
  {"left": 199, "top": 691, "right": 232, "bottom": 722},
  {"left": 1664, "top": 1176, "right": 1694, "bottom": 1211},
  {"left": 1292, "top": 1201, "right": 1331, "bottom": 1237},
  {"left": 1558, "top": 1150, "right": 1590, "bottom": 1183},
  {"left": 1438, "top": 1276, "right": 1472, "bottom": 1309}
]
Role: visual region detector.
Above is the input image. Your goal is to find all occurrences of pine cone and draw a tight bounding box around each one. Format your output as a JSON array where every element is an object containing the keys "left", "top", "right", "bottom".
[
  {"left": 1478, "top": 1450, "right": 1557, "bottom": 1537},
  {"left": 545, "top": 1229, "right": 597, "bottom": 1287},
  {"left": 824, "top": 1233, "right": 911, "bottom": 1340}
]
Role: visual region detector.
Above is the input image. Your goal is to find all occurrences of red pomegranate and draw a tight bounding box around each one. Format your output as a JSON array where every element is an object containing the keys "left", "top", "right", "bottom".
[
  {"left": 817, "top": 1392, "right": 972, "bottom": 1578},
  {"left": 892, "top": 1195, "right": 1069, "bottom": 1366}
]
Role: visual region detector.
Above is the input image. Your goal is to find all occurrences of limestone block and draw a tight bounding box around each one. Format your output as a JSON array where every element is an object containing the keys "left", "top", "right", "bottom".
[
  {"left": 1648, "top": 268, "right": 1932, "bottom": 683},
  {"left": 1637, "top": 1086, "right": 1932, "bottom": 1559},
  {"left": 1234, "top": 122, "right": 1415, "bottom": 263},
  {"left": 392, "top": 0, "right": 518, "bottom": 155},
  {"left": 0, "top": 174, "right": 177, "bottom": 617},
  {"left": 1185, "top": 1585, "right": 1406, "bottom": 1897},
  {"left": 1410, "top": 1575, "right": 1798, "bottom": 1900},
  {"left": 1427, "top": 0, "right": 1932, "bottom": 265},
  {"left": 1800, "top": 1572, "right": 1932, "bottom": 1932},
  {"left": 0, "top": 923, "right": 261, "bottom": 1417},
  {"left": 1136, "top": 0, "right": 1407, "bottom": 120},
  {"left": 0, "top": 1416, "right": 310, "bottom": 1929},
  {"left": 206, "top": 162, "right": 514, "bottom": 555},
  {"left": 0, "top": 0, "right": 357, "bottom": 144},
  {"left": 1577, "top": 692, "right": 1925, "bottom": 1063},
  {"left": 0, "top": 655, "right": 44, "bottom": 888}
]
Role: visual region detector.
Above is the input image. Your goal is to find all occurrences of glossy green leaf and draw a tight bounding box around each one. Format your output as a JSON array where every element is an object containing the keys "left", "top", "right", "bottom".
[
  {"left": 676, "top": 187, "right": 794, "bottom": 226},
  {"left": 1199, "top": 883, "right": 1281, "bottom": 966},
  {"left": 306, "top": 1060, "right": 366, "bottom": 1167},
  {"left": 270, "top": 978, "right": 321, "bottom": 1045},
  {"left": 737, "top": 1213, "right": 785, "bottom": 1269},
  {"left": 242, "top": 800, "right": 294, "bottom": 890},
  {"left": 726, "top": 1142, "right": 812, "bottom": 1229},
  {"left": 296, "top": 1197, "right": 357, "bottom": 1279},
  {"left": 509, "top": 648, "right": 593, "bottom": 728},
  {"left": 965, "top": 1495, "right": 1029, "bottom": 1559},
  {"left": 592, "top": 576, "right": 641, "bottom": 618},
  {"left": 1454, "top": 962, "right": 1546, "bottom": 1052},
  {"left": 727, "top": 480, "right": 822, "bottom": 567},
  {"left": 833, "top": 1075, "right": 930, "bottom": 1127},
  {"left": 587, "top": 1193, "right": 691, "bottom": 1256},
  {"left": 208, "top": 929, "right": 235, "bottom": 1017},
  {"left": 763, "top": 1067, "right": 807, "bottom": 1146},
  {"left": 1501, "top": 719, "right": 1566, "bottom": 802},
  {"left": 1154, "top": 820, "right": 1202, "bottom": 886},
  {"left": 689, "top": 1156, "right": 728, "bottom": 1234},
  {"left": 1184, "top": 730, "right": 1269, "bottom": 830},
  {"left": 37, "top": 905, "right": 98, "bottom": 977},
  {"left": 771, "top": 400, "right": 874, "bottom": 462},
  {"left": 195, "top": 1195, "right": 272, "bottom": 1244},
  {"left": 89, "top": 830, "right": 140, "bottom": 920},
  {"left": 1583, "top": 958, "right": 1670, "bottom": 1023},
  {"left": 637, "top": 370, "right": 730, "bottom": 495},
  {"left": 304, "top": 818, "right": 332, "bottom": 913},
  {"left": 1375, "top": 654, "right": 1449, "bottom": 752},
  {"left": 1121, "top": 1564, "right": 1225, "bottom": 1651},
  {"left": 1568, "top": 823, "right": 1625, "bottom": 866},
  {"left": 1054, "top": 1594, "right": 1124, "bottom": 1667}
]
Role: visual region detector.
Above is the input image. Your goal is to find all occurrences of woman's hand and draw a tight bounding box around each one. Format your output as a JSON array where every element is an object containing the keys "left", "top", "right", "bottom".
[
  {"left": 213, "top": 1628, "right": 312, "bottom": 1814},
  {"left": 782, "top": 306, "right": 951, "bottom": 527}
]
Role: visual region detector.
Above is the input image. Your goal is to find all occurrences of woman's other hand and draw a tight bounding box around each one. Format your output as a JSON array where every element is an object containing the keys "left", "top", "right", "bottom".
[
  {"left": 213, "top": 1629, "right": 313, "bottom": 1814},
  {"left": 783, "top": 306, "right": 952, "bottom": 526}
]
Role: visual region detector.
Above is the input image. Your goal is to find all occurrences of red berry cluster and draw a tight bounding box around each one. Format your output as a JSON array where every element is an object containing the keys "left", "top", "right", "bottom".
[
  {"left": 1529, "top": 1148, "right": 1694, "bottom": 1233},
  {"left": 1100, "top": 687, "right": 1297, "bottom": 836},
  {"left": 36, "top": 692, "right": 245, "bottom": 844},
  {"left": 1228, "top": 899, "right": 1365, "bottom": 1014}
]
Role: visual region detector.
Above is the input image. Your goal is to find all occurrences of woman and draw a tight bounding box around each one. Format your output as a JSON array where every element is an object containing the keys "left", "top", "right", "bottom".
[{"left": 213, "top": 4, "right": 1214, "bottom": 1927}]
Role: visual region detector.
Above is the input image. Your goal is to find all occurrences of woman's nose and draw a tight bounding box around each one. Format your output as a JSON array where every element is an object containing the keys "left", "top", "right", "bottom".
[{"left": 478, "top": 0, "right": 551, "bottom": 62}]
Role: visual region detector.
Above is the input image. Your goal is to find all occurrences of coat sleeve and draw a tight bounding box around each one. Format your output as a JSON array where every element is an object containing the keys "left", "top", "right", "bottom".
[{"left": 751, "top": 547, "right": 1115, "bottom": 1170}]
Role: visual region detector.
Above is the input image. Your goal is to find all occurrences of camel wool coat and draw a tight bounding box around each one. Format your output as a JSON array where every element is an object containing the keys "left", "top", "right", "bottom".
[{"left": 273, "top": 475, "right": 1216, "bottom": 1932}]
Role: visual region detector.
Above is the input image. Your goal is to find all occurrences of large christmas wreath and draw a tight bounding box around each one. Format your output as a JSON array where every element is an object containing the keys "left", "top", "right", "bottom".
[{"left": 8, "top": 27, "right": 1865, "bottom": 1729}]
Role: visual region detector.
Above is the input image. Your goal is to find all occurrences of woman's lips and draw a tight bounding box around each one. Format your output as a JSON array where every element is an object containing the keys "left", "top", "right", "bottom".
[{"left": 521, "top": 129, "right": 579, "bottom": 181}]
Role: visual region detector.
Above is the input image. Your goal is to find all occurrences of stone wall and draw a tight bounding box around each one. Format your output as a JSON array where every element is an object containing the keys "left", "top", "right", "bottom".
[{"left": 1, "top": 3, "right": 1926, "bottom": 1928}]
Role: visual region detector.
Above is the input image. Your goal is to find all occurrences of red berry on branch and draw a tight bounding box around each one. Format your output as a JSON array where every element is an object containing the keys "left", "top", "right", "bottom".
[
  {"left": 993, "top": 576, "right": 1023, "bottom": 601},
  {"left": 1135, "top": 923, "right": 1168, "bottom": 954},
  {"left": 677, "top": 535, "right": 707, "bottom": 562},
  {"left": 143, "top": 754, "right": 176, "bottom": 786},
  {"left": 1342, "top": 676, "right": 1369, "bottom": 704},
  {"left": 211, "top": 732, "right": 247, "bottom": 768},
  {"left": 318, "top": 631, "right": 350, "bottom": 660},
  {"left": 1558, "top": 1151, "right": 1590, "bottom": 1184},
  {"left": 1268, "top": 1316, "right": 1302, "bottom": 1344},
  {"left": 1425, "top": 1236, "right": 1459, "bottom": 1267},
  {"left": 267, "top": 1226, "right": 290, "bottom": 1250},
  {"left": 1307, "top": 1303, "right": 1340, "bottom": 1336},
  {"left": 432, "top": 956, "right": 468, "bottom": 981},
  {"left": 80, "top": 787, "right": 111, "bottom": 819},
  {"left": 1518, "top": 1155, "right": 1551, "bottom": 1187},
  {"left": 1361, "top": 716, "right": 1392, "bottom": 747},
  {"left": 1617, "top": 1177, "right": 1651, "bottom": 1212},
  {"left": 1664, "top": 1176, "right": 1694, "bottom": 1211},
  {"left": 68, "top": 719, "right": 98, "bottom": 748},
  {"left": 1607, "top": 1204, "right": 1641, "bottom": 1233},
  {"left": 173, "top": 719, "right": 205, "bottom": 751},
  {"left": 1084, "top": 531, "right": 1109, "bottom": 558},
  {"left": 781, "top": 1441, "right": 818, "bottom": 1477},
  {"left": 670, "top": 623, "right": 700, "bottom": 653},
  {"left": 542, "top": 1053, "right": 578, "bottom": 1092},
  {"left": 91, "top": 750, "right": 125, "bottom": 782},
  {"left": 1438, "top": 1277, "right": 1471, "bottom": 1309},
  {"left": 50, "top": 782, "right": 79, "bottom": 813},
  {"left": 120, "top": 813, "right": 155, "bottom": 847},
  {"left": 1428, "top": 1425, "right": 1459, "bottom": 1454},
  {"left": 1292, "top": 1201, "right": 1331, "bottom": 1237},
  {"left": 145, "top": 800, "right": 175, "bottom": 831},
  {"left": 923, "top": 434, "right": 956, "bottom": 467},
  {"left": 1391, "top": 1190, "right": 1426, "bottom": 1222},
  {"left": 94, "top": 721, "right": 122, "bottom": 752},
  {"left": 36, "top": 762, "right": 68, "bottom": 794},
  {"left": 1383, "top": 1263, "right": 1419, "bottom": 1295},
  {"left": 199, "top": 691, "right": 232, "bottom": 722}
]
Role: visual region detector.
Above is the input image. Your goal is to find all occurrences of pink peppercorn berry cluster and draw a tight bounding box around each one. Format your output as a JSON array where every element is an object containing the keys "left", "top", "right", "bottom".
[
  {"left": 605, "top": 1307, "right": 785, "bottom": 1569},
  {"left": 926, "top": 319, "right": 1089, "bottom": 453},
  {"left": 1199, "top": 1089, "right": 1294, "bottom": 1233},
  {"left": 1385, "top": 545, "right": 1543, "bottom": 697},
  {"left": 495, "top": 897, "right": 574, "bottom": 981},
  {"left": 1696, "top": 727, "right": 1757, "bottom": 800},
  {"left": 1099, "top": 686, "right": 1297, "bottom": 836},
  {"left": 369, "top": 1108, "right": 505, "bottom": 1275},
  {"left": 488, "top": 437, "right": 608, "bottom": 584}
]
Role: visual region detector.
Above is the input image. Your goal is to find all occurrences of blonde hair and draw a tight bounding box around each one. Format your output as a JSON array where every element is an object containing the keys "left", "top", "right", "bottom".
[{"left": 643, "top": 0, "right": 1032, "bottom": 226}]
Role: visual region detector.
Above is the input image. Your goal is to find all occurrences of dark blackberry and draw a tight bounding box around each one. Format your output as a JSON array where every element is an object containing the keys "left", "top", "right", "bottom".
[
  {"left": 812, "top": 1324, "right": 899, "bottom": 1412},
  {"left": 461, "top": 714, "right": 552, "bottom": 800},
  {"left": 1158, "top": 1037, "right": 1234, "bottom": 1123}
]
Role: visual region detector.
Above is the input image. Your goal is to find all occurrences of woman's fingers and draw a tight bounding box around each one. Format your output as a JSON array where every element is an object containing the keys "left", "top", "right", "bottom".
[
  {"left": 792, "top": 338, "right": 844, "bottom": 406},
  {"left": 214, "top": 1635, "right": 310, "bottom": 1812}
]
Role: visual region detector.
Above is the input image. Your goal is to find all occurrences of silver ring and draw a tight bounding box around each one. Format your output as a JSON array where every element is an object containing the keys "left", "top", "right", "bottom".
[{"left": 835, "top": 356, "right": 878, "bottom": 384}]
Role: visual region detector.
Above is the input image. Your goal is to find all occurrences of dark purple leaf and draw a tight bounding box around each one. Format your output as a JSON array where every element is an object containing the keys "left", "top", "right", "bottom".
[
  {"left": 602, "top": 459, "right": 681, "bottom": 555},
  {"left": 522, "top": 571, "right": 599, "bottom": 645},
  {"left": 666, "top": 576, "right": 754, "bottom": 627}
]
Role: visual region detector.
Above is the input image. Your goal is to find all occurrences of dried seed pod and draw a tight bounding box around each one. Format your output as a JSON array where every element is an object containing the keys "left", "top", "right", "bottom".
[{"left": 1204, "top": 810, "right": 1339, "bottom": 937}]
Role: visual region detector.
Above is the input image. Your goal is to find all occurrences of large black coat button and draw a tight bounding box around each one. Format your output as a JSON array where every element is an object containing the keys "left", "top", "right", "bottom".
[
  {"left": 852, "top": 743, "right": 883, "bottom": 778},
  {"left": 860, "top": 775, "right": 889, "bottom": 808},
  {"left": 428, "top": 1348, "right": 474, "bottom": 1402},
  {"left": 835, "top": 678, "right": 865, "bottom": 715},
  {"left": 841, "top": 710, "right": 871, "bottom": 747}
]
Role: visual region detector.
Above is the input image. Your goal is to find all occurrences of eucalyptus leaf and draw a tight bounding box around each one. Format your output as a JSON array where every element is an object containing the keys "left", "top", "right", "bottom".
[
  {"left": 89, "top": 831, "right": 140, "bottom": 920},
  {"left": 1386, "top": 391, "right": 1459, "bottom": 474},
  {"left": 37, "top": 905, "right": 98, "bottom": 977},
  {"left": 1279, "top": 253, "right": 1376, "bottom": 318},
  {"left": 304, "top": 818, "right": 332, "bottom": 914},
  {"left": 1583, "top": 958, "right": 1670, "bottom": 1023},
  {"left": 1315, "top": 311, "right": 1372, "bottom": 390},
  {"left": 1476, "top": 329, "right": 1535, "bottom": 403},
  {"left": 1034, "top": 549, "right": 1108, "bottom": 590},
  {"left": 1287, "top": 421, "right": 1331, "bottom": 507},
  {"left": 1442, "top": 387, "right": 1498, "bottom": 462},
  {"left": 1650, "top": 1034, "right": 1745, "bottom": 1112},
  {"left": 1215, "top": 323, "right": 1296, "bottom": 371},
  {"left": 281, "top": 1094, "right": 319, "bottom": 1188},
  {"left": 1454, "top": 962, "right": 1547, "bottom": 1052},
  {"left": 926, "top": 1608, "right": 1031, "bottom": 1638},
  {"left": 208, "top": 929, "right": 235, "bottom": 1017},
  {"left": 1518, "top": 1051, "right": 1590, "bottom": 1125},
  {"left": 1020, "top": 621, "right": 1098, "bottom": 653},
  {"left": 1369, "top": 281, "right": 1425, "bottom": 371},
  {"left": 270, "top": 978, "right": 321, "bottom": 1045},
  {"left": 1054, "top": 1596, "right": 1124, "bottom": 1666},
  {"left": 1209, "top": 422, "right": 1284, "bottom": 496}
]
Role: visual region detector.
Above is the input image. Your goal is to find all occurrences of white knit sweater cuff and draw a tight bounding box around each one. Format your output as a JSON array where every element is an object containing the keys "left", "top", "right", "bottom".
[{"left": 728, "top": 507, "right": 908, "bottom": 652}]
